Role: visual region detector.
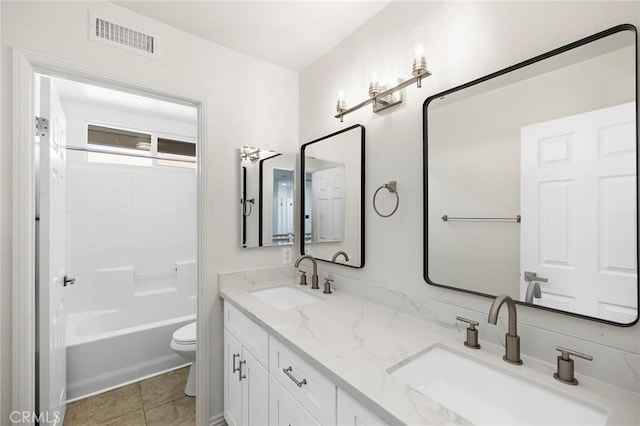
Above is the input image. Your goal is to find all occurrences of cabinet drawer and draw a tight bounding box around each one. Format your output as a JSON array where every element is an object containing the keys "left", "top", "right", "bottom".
[
  {"left": 269, "top": 375, "right": 320, "bottom": 426},
  {"left": 224, "top": 302, "right": 269, "bottom": 368},
  {"left": 269, "top": 336, "right": 336, "bottom": 426}
]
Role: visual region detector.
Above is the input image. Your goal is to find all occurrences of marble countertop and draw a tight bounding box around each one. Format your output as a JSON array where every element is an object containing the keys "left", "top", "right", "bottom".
[{"left": 219, "top": 270, "right": 639, "bottom": 425}]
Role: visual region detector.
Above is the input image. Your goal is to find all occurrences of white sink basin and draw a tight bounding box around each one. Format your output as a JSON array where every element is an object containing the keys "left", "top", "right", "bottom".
[
  {"left": 252, "top": 286, "right": 321, "bottom": 310},
  {"left": 388, "top": 344, "right": 608, "bottom": 425}
]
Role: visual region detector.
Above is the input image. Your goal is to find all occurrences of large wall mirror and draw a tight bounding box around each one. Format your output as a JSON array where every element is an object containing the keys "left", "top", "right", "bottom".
[
  {"left": 240, "top": 146, "right": 295, "bottom": 248},
  {"left": 424, "top": 24, "right": 637, "bottom": 325},
  {"left": 301, "top": 125, "right": 365, "bottom": 267}
]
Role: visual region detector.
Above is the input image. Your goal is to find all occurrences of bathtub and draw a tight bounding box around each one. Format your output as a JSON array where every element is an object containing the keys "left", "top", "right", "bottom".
[{"left": 65, "top": 300, "right": 196, "bottom": 401}]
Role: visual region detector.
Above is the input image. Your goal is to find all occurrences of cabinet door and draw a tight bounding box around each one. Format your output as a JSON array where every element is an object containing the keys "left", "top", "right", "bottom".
[
  {"left": 269, "top": 376, "right": 320, "bottom": 426},
  {"left": 337, "top": 389, "right": 388, "bottom": 426},
  {"left": 242, "top": 349, "right": 269, "bottom": 426},
  {"left": 224, "top": 330, "right": 243, "bottom": 426}
]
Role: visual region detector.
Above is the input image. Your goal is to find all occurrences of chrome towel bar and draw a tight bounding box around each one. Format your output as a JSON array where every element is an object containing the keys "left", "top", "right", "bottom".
[{"left": 441, "top": 214, "right": 521, "bottom": 223}]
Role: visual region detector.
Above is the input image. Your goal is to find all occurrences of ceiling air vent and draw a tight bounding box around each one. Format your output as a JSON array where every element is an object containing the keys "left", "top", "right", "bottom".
[{"left": 89, "top": 13, "right": 157, "bottom": 57}]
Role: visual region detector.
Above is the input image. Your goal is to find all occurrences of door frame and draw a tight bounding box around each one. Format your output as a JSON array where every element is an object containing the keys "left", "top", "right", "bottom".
[{"left": 12, "top": 48, "right": 212, "bottom": 424}]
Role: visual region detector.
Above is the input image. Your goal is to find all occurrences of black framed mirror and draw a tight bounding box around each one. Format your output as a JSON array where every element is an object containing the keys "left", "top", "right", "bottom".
[
  {"left": 239, "top": 146, "right": 295, "bottom": 248},
  {"left": 300, "top": 124, "right": 365, "bottom": 267},
  {"left": 424, "top": 24, "right": 637, "bottom": 325}
]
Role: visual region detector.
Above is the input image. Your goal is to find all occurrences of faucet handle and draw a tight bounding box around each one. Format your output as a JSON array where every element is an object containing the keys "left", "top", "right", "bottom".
[
  {"left": 554, "top": 346, "right": 593, "bottom": 385},
  {"left": 524, "top": 270, "right": 548, "bottom": 283},
  {"left": 456, "top": 316, "right": 481, "bottom": 349},
  {"left": 298, "top": 269, "right": 308, "bottom": 286},
  {"left": 323, "top": 277, "right": 333, "bottom": 294}
]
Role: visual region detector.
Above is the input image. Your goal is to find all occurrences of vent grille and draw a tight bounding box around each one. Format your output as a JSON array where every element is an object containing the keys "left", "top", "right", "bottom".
[{"left": 95, "top": 17, "right": 155, "bottom": 54}]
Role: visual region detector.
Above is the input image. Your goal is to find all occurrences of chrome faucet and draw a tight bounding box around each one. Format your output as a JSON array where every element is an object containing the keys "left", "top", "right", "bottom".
[
  {"left": 524, "top": 281, "right": 541, "bottom": 304},
  {"left": 294, "top": 255, "right": 319, "bottom": 289},
  {"left": 331, "top": 251, "right": 349, "bottom": 263},
  {"left": 488, "top": 295, "right": 522, "bottom": 365}
]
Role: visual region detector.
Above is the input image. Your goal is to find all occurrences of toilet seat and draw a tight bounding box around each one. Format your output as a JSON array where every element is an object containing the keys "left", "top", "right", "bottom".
[{"left": 172, "top": 321, "right": 196, "bottom": 345}]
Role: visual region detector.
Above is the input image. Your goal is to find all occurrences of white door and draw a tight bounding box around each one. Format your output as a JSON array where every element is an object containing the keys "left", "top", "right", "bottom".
[
  {"left": 312, "top": 166, "right": 345, "bottom": 242},
  {"left": 37, "top": 75, "right": 67, "bottom": 424},
  {"left": 241, "top": 349, "right": 268, "bottom": 426},
  {"left": 224, "top": 330, "right": 243, "bottom": 426},
  {"left": 520, "top": 102, "right": 637, "bottom": 322}
]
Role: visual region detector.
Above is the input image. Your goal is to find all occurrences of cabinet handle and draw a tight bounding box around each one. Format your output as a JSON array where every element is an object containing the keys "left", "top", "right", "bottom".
[
  {"left": 232, "top": 353, "right": 240, "bottom": 373},
  {"left": 239, "top": 360, "right": 246, "bottom": 381},
  {"left": 282, "top": 366, "right": 307, "bottom": 388}
]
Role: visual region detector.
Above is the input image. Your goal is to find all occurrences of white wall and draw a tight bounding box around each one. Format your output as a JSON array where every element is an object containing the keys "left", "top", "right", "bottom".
[
  {"left": 61, "top": 98, "right": 197, "bottom": 313},
  {"left": 1, "top": 1, "right": 298, "bottom": 422},
  {"left": 299, "top": 1, "right": 640, "bottom": 391}
]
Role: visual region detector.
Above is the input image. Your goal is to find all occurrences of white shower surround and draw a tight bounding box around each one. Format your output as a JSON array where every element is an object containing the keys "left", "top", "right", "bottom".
[{"left": 65, "top": 304, "right": 195, "bottom": 401}]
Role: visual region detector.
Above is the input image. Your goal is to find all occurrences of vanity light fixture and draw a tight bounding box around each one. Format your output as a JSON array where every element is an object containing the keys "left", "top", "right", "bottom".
[
  {"left": 335, "top": 46, "right": 431, "bottom": 122},
  {"left": 336, "top": 90, "right": 347, "bottom": 116},
  {"left": 240, "top": 146, "right": 260, "bottom": 162}
]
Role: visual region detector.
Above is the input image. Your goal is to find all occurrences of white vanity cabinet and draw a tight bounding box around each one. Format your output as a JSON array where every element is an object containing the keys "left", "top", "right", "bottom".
[
  {"left": 223, "top": 304, "right": 269, "bottom": 426},
  {"left": 223, "top": 301, "right": 388, "bottom": 426}
]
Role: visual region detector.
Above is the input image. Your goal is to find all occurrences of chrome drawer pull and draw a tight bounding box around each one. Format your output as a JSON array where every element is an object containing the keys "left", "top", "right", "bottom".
[
  {"left": 282, "top": 366, "right": 307, "bottom": 388},
  {"left": 232, "top": 353, "right": 240, "bottom": 373},
  {"left": 239, "top": 360, "right": 246, "bottom": 381}
]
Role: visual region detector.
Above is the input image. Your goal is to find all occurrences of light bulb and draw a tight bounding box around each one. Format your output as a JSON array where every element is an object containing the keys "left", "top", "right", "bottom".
[
  {"left": 368, "top": 72, "right": 380, "bottom": 98},
  {"left": 412, "top": 44, "right": 427, "bottom": 78}
]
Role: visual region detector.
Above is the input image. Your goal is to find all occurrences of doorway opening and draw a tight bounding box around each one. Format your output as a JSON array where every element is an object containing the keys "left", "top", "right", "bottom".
[{"left": 35, "top": 73, "right": 199, "bottom": 425}]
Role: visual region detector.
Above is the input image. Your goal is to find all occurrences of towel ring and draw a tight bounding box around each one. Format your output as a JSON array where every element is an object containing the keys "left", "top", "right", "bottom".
[
  {"left": 373, "top": 181, "right": 399, "bottom": 218},
  {"left": 243, "top": 198, "right": 254, "bottom": 217}
]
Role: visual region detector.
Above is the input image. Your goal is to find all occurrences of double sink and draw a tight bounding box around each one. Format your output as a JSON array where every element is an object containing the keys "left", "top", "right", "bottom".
[{"left": 252, "top": 286, "right": 608, "bottom": 425}]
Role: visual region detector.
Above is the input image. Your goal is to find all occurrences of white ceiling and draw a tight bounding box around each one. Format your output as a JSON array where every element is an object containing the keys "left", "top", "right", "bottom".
[
  {"left": 52, "top": 77, "right": 198, "bottom": 123},
  {"left": 112, "top": 0, "right": 393, "bottom": 71}
]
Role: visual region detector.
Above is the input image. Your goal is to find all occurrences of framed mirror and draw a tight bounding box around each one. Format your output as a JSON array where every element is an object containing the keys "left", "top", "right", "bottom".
[
  {"left": 301, "top": 125, "right": 365, "bottom": 267},
  {"left": 239, "top": 146, "right": 295, "bottom": 248},
  {"left": 424, "top": 24, "right": 637, "bottom": 325}
]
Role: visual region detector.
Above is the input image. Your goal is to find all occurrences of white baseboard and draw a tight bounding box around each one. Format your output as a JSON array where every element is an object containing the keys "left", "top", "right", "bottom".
[{"left": 209, "top": 412, "right": 226, "bottom": 426}]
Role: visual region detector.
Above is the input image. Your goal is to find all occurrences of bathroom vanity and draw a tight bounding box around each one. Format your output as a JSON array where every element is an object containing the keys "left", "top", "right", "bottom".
[
  {"left": 220, "top": 269, "right": 639, "bottom": 425},
  {"left": 223, "top": 301, "right": 382, "bottom": 425}
]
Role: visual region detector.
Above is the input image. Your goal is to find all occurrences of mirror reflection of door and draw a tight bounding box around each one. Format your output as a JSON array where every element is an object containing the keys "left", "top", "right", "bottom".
[
  {"left": 303, "top": 159, "right": 345, "bottom": 244},
  {"left": 304, "top": 173, "right": 313, "bottom": 244},
  {"left": 272, "top": 168, "right": 294, "bottom": 244},
  {"left": 312, "top": 165, "right": 345, "bottom": 242},
  {"left": 520, "top": 102, "right": 637, "bottom": 323}
]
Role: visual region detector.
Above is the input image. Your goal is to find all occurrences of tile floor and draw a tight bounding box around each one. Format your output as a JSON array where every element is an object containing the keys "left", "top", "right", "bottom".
[{"left": 65, "top": 366, "right": 195, "bottom": 426}]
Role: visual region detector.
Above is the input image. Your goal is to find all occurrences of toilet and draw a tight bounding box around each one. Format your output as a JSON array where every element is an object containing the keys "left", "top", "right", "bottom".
[{"left": 170, "top": 321, "right": 197, "bottom": 396}]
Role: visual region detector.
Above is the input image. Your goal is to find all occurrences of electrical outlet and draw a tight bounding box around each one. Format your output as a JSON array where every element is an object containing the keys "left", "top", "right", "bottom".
[{"left": 282, "top": 247, "right": 292, "bottom": 264}]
